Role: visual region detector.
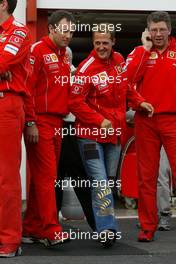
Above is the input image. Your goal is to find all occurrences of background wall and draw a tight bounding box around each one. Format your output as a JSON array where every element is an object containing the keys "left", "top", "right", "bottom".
[{"left": 37, "top": 0, "right": 176, "bottom": 11}]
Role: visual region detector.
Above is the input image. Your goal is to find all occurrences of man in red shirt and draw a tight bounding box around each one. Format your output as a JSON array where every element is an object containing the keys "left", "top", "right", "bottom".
[
  {"left": 69, "top": 23, "right": 153, "bottom": 247},
  {"left": 127, "top": 11, "right": 176, "bottom": 242},
  {"left": 0, "top": 0, "right": 35, "bottom": 258},
  {"left": 23, "top": 11, "right": 75, "bottom": 247}
]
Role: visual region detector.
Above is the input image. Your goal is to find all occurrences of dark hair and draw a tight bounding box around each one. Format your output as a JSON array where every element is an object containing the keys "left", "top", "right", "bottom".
[
  {"left": 48, "top": 10, "right": 76, "bottom": 28},
  {"left": 92, "top": 23, "right": 116, "bottom": 40},
  {"left": 147, "top": 11, "right": 171, "bottom": 30},
  {"left": 0, "top": 0, "right": 17, "bottom": 14}
]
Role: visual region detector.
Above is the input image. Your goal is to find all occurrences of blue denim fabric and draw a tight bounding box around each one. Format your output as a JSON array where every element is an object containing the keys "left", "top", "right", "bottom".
[{"left": 77, "top": 138, "right": 121, "bottom": 233}]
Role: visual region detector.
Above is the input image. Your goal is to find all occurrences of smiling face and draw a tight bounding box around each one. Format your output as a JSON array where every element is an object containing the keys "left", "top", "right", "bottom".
[
  {"left": 0, "top": 0, "right": 9, "bottom": 23},
  {"left": 49, "top": 18, "right": 74, "bottom": 48},
  {"left": 93, "top": 32, "right": 115, "bottom": 60},
  {"left": 148, "top": 21, "right": 170, "bottom": 50}
]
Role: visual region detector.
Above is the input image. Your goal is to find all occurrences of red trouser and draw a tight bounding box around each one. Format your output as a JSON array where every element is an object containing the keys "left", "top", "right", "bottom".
[
  {"left": 23, "top": 114, "right": 63, "bottom": 239},
  {"left": 0, "top": 94, "right": 24, "bottom": 245},
  {"left": 135, "top": 113, "right": 176, "bottom": 232}
]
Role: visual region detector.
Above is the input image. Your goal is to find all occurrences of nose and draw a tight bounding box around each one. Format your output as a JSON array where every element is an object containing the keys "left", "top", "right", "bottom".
[
  {"left": 156, "top": 30, "right": 162, "bottom": 36},
  {"left": 98, "top": 43, "right": 104, "bottom": 49}
]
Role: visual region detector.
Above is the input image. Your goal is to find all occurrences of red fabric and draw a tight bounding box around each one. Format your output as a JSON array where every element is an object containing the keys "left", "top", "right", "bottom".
[
  {"left": 23, "top": 114, "right": 63, "bottom": 238},
  {"left": 121, "top": 149, "right": 138, "bottom": 199},
  {"left": 69, "top": 49, "right": 144, "bottom": 144},
  {"left": 26, "top": 36, "right": 70, "bottom": 117},
  {"left": 135, "top": 113, "right": 176, "bottom": 232},
  {"left": 0, "top": 16, "right": 31, "bottom": 94},
  {"left": 0, "top": 94, "right": 25, "bottom": 245},
  {"left": 0, "top": 15, "right": 33, "bottom": 245},
  {"left": 127, "top": 37, "right": 176, "bottom": 113}
]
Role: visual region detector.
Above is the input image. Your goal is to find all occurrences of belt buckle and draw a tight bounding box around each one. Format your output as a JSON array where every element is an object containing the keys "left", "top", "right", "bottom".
[{"left": 0, "top": 92, "right": 4, "bottom": 98}]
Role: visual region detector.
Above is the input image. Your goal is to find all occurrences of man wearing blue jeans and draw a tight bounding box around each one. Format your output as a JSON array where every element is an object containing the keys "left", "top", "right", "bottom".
[
  {"left": 78, "top": 138, "right": 121, "bottom": 235},
  {"left": 69, "top": 23, "right": 153, "bottom": 247}
]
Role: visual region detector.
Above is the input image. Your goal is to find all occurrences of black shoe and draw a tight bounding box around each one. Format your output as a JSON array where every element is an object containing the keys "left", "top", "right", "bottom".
[{"left": 99, "top": 230, "right": 116, "bottom": 248}]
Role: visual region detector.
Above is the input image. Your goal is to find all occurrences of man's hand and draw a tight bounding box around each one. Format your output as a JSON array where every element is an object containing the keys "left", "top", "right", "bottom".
[
  {"left": 100, "top": 118, "right": 112, "bottom": 129},
  {"left": 141, "top": 28, "right": 153, "bottom": 51},
  {"left": 140, "top": 102, "right": 154, "bottom": 117},
  {"left": 0, "top": 71, "right": 12, "bottom": 82},
  {"left": 25, "top": 124, "right": 39, "bottom": 144}
]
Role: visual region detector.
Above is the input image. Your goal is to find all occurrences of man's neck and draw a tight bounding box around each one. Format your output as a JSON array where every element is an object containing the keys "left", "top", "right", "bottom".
[
  {"left": 156, "top": 40, "right": 169, "bottom": 54},
  {"left": 0, "top": 13, "right": 10, "bottom": 25}
]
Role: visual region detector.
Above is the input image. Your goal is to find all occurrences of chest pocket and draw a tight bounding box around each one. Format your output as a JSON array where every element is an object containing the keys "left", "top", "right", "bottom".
[
  {"left": 91, "top": 71, "right": 112, "bottom": 95},
  {"left": 43, "top": 53, "right": 60, "bottom": 74}
]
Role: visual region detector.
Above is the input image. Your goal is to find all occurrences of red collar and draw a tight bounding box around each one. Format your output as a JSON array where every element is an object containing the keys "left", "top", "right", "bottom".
[
  {"left": 151, "top": 37, "right": 176, "bottom": 54},
  {"left": 42, "top": 36, "right": 66, "bottom": 56},
  {"left": 0, "top": 15, "right": 14, "bottom": 32}
]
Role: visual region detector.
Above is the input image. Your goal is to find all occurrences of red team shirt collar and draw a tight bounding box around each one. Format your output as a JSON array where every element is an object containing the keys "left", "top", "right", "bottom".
[{"left": 42, "top": 35, "right": 66, "bottom": 56}]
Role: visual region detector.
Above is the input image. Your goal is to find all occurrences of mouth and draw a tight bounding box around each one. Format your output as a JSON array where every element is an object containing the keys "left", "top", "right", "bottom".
[
  {"left": 62, "top": 39, "right": 70, "bottom": 45},
  {"left": 155, "top": 38, "right": 163, "bottom": 42},
  {"left": 98, "top": 50, "right": 107, "bottom": 56}
]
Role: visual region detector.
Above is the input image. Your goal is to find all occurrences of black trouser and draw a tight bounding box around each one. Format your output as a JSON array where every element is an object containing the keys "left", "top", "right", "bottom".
[{"left": 56, "top": 122, "right": 95, "bottom": 231}]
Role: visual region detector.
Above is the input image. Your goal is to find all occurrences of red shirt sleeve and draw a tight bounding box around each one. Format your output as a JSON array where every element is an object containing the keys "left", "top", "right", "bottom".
[
  {"left": 23, "top": 45, "right": 42, "bottom": 122},
  {"left": 0, "top": 27, "right": 31, "bottom": 73},
  {"left": 126, "top": 46, "right": 150, "bottom": 84},
  {"left": 69, "top": 69, "right": 104, "bottom": 127}
]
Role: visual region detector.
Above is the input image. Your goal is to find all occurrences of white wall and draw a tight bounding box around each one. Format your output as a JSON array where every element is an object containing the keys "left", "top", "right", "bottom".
[
  {"left": 14, "top": 0, "right": 27, "bottom": 200},
  {"left": 14, "top": 0, "right": 26, "bottom": 23},
  {"left": 37, "top": 0, "right": 176, "bottom": 11}
]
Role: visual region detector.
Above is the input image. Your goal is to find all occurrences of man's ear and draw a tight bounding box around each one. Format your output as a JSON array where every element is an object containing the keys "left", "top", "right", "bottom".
[
  {"left": 168, "top": 26, "right": 172, "bottom": 35},
  {"left": 48, "top": 24, "right": 54, "bottom": 34},
  {"left": 112, "top": 38, "right": 116, "bottom": 46}
]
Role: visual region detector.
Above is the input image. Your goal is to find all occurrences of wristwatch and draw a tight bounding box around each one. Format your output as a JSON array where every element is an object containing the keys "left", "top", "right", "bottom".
[{"left": 25, "top": 121, "right": 36, "bottom": 127}]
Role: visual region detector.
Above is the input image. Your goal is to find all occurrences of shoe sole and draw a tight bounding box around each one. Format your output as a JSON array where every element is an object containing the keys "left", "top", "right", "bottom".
[
  {"left": 100, "top": 239, "right": 116, "bottom": 248},
  {"left": 0, "top": 247, "right": 22, "bottom": 258},
  {"left": 40, "top": 237, "right": 70, "bottom": 248},
  {"left": 22, "top": 237, "right": 45, "bottom": 244},
  {"left": 138, "top": 237, "right": 154, "bottom": 242},
  {"left": 158, "top": 226, "right": 170, "bottom": 231},
  {"left": 22, "top": 236, "right": 70, "bottom": 247}
]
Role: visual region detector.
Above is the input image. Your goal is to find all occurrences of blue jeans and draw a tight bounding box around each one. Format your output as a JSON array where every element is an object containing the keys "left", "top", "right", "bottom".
[{"left": 77, "top": 138, "right": 121, "bottom": 233}]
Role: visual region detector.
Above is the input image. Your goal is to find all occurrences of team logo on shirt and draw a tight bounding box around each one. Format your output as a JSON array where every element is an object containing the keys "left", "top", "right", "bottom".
[
  {"left": 92, "top": 71, "right": 109, "bottom": 83},
  {"left": 73, "top": 76, "right": 84, "bottom": 85},
  {"left": 63, "top": 54, "right": 70, "bottom": 65},
  {"left": 0, "top": 34, "right": 7, "bottom": 43},
  {"left": 149, "top": 52, "right": 158, "bottom": 59},
  {"left": 43, "top": 53, "right": 58, "bottom": 64},
  {"left": 4, "top": 44, "right": 19, "bottom": 55},
  {"left": 9, "top": 35, "right": 23, "bottom": 47},
  {"left": 115, "top": 65, "right": 122, "bottom": 74},
  {"left": 49, "top": 63, "right": 59, "bottom": 71},
  {"left": 13, "top": 29, "right": 26, "bottom": 39},
  {"left": 51, "top": 54, "right": 58, "bottom": 62},
  {"left": 72, "top": 85, "right": 83, "bottom": 95},
  {"left": 30, "top": 56, "right": 35, "bottom": 65},
  {"left": 99, "top": 71, "right": 108, "bottom": 82},
  {"left": 91, "top": 72, "right": 109, "bottom": 92},
  {"left": 167, "top": 51, "right": 176, "bottom": 59}
]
